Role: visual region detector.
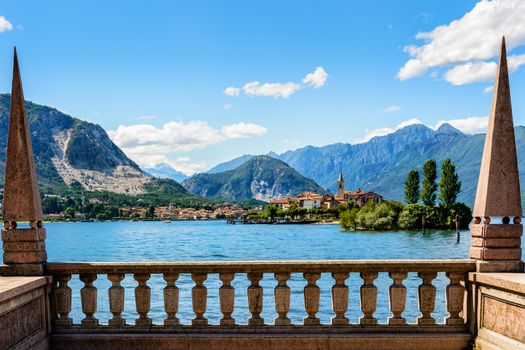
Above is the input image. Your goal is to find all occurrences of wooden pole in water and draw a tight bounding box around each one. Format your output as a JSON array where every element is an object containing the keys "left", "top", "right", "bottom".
[
  {"left": 422, "top": 215, "right": 426, "bottom": 232},
  {"left": 455, "top": 214, "right": 460, "bottom": 243}
]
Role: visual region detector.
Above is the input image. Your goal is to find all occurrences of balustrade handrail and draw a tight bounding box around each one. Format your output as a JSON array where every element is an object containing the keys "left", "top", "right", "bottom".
[{"left": 46, "top": 259, "right": 476, "bottom": 274}]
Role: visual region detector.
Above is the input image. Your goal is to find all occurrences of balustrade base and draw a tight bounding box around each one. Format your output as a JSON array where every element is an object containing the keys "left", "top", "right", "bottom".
[
  {"left": 475, "top": 260, "right": 524, "bottom": 272},
  {"left": 50, "top": 332, "right": 472, "bottom": 350}
]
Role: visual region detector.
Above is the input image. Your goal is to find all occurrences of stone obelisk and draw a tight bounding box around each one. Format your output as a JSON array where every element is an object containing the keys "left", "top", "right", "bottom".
[
  {"left": 1, "top": 48, "right": 47, "bottom": 276},
  {"left": 469, "top": 37, "right": 523, "bottom": 272}
]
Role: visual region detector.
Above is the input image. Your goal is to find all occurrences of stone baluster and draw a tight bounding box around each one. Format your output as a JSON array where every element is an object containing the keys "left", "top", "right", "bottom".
[
  {"left": 54, "top": 274, "right": 72, "bottom": 327},
  {"left": 446, "top": 272, "right": 466, "bottom": 326},
  {"left": 303, "top": 272, "right": 321, "bottom": 325},
  {"left": 107, "top": 273, "right": 125, "bottom": 327},
  {"left": 219, "top": 273, "right": 235, "bottom": 326},
  {"left": 274, "top": 273, "right": 291, "bottom": 325},
  {"left": 80, "top": 273, "right": 99, "bottom": 326},
  {"left": 359, "top": 272, "right": 378, "bottom": 325},
  {"left": 163, "top": 273, "right": 180, "bottom": 326},
  {"left": 388, "top": 272, "right": 407, "bottom": 325},
  {"left": 331, "top": 272, "right": 349, "bottom": 325},
  {"left": 192, "top": 273, "right": 208, "bottom": 326},
  {"left": 417, "top": 272, "right": 437, "bottom": 325},
  {"left": 134, "top": 274, "right": 152, "bottom": 326},
  {"left": 247, "top": 273, "right": 264, "bottom": 326}
]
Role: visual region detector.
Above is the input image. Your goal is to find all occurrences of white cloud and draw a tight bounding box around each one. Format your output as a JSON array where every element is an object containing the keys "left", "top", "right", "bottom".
[
  {"left": 384, "top": 105, "right": 401, "bottom": 113},
  {"left": 397, "top": 0, "right": 525, "bottom": 83},
  {"left": 224, "top": 103, "right": 232, "bottom": 109},
  {"left": 168, "top": 157, "right": 206, "bottom": 175},
  {"left": 483, "top": 85, "right": 494, "bottom": 93},
  {"left": 221, "top": 122, "right": 267, "bottom": 138},
  {"left": 224, "top": 66, "right": 328, "bottom": 99},
  {"left": 435, "top": 116, "right": 488, "bottom": 134},
  {"left": 397, "top": 59, "right": 428, "bottom": 81},
  {"left": 443, "top": 54, "right": 525, "bottom": 85},
  {"left": 355, "top": 118, "right": 423, "bottom": 143},
  {"left": 243, "top": 81, "right": 302, "bottom": 99},
  {"left": 108, "top": 120, "right": 267, "bottom": 172},
  {"left": 224, "top": 87, "right": 240, "bottom": 97},
  {"left": 302, "top": 66, "right": 328, "bottom": 88},
  {"left": 0, "top": 16, "right": 13, "bottom": 33}
]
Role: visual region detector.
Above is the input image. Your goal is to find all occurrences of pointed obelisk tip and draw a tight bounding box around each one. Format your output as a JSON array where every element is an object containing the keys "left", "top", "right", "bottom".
[
  {"left": 472, "top": 33, "right": 521, "bottom": 218},
  {"left": 2, "top": 48, "right": 44, "bottom": 225}
]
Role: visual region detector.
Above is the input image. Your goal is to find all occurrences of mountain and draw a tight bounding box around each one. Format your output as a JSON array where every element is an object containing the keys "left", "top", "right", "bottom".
[
  {"left": 273, "top": 123, "right": 525, "bottom": 206},
  {"left": 182, "top": 155, "right": 328, "bottom": 201},
  {"left": 0, "top": 94, "right": 189, "bottom": 197},
  {"left": 143, "top": 163, "right": 188, "bottom": 182},
  {"left": 207, "top": 154, "right": 254, "bottom": 173}
]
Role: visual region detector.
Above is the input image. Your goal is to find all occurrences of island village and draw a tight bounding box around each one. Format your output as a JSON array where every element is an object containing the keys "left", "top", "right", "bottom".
[{"left": 40, "top": 171, "right": 383, "bottom": 222}]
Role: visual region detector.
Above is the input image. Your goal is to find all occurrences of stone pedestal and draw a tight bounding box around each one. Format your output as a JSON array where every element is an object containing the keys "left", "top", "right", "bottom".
[
  {"left": 2, "top": 227, "right": 47, "bottom": 276},
  {"left": 469, "top": 224, "right": 523, "bottom": 272}
]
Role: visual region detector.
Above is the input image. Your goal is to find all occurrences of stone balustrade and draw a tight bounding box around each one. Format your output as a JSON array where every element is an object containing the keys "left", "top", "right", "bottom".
[{"left": 46, "top": 260, "right": 475, "bottom": 332}]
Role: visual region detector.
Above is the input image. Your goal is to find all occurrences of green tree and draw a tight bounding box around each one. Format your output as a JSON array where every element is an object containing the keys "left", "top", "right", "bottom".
[
  {"left": 420, "top": 159, "right": 438, "bottom": 206},
  {"left": 64, "top": 207, "right": 76, "bottom": 219},
  {"left": 146, "top": 206, "right": 156, "bottom": 218},
  {"left": 263, "top": 204, "right": 278, "bottom": 220},
  {"left": 339, "top": 207, "right": 359, "bottom": 230},
  {"left": 439, "top": 158, "right": 461, "bottom": 207},
  {"left": 404, "top": 169, "right": 420, "bottom": 204}
]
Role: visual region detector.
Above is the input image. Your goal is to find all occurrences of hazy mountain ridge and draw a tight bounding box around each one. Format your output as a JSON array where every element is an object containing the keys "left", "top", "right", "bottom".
[
  {"left": 143, "top": 163, "right": 188, "bottom": 183},
  {"left": 182, "top": 155, "right": 328, "bottom": 202}
]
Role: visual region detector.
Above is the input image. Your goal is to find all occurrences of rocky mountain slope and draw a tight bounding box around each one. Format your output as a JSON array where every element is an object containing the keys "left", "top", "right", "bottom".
[
  {"left": 182, "top": 155, "right": 328, "bottom": 201},
  {"left": 0, "top": 94, "right": 175, "bottom": 195}
]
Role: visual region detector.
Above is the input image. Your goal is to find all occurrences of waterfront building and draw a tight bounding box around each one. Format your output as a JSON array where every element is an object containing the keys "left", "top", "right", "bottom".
[{"left": 335, "top": 170, "right": 383, "bottom": 206}]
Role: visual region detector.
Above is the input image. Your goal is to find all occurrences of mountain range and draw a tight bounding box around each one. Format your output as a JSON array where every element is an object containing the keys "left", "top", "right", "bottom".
[
  {"left": 205, "top": 124, "right": 525, "bottom": 206},
  {"left": 6, "top": 93, "right": 525, "bottom": 207},
  {"left": 182, "top": 155, "right": 327, "bottom": 202}
]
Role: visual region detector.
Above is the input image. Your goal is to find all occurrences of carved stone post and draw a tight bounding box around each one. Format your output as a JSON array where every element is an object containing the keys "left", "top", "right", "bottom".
[
  {"left": 417, "top": 272, "right": 437, "bottom": 325},
  {"left": 54, "top": 274, "right": 72, "bottom": 327},
  {"left": 274, "top": 273, "right": 291, "bottom": 325},
  {"left": 108, "top": 273, "right": 125, "bottom": 327},
  {"left": 331, "top": 272, "right": 349, "bottom": 325},
  {"left": 388, "top": 272, "right": 407, "bottom": 325},
  {"left": 359, "top": 272, "right": 378, "bottom": 325},
  {"left": 219, "top": 273, "right": 235, "bottom": 326},
  {"left": 134, "top": 274, "right": 152, "bottom": 326},
  {"left": 163, "top": 273, "right": 180, "bottom": 326},
  {"left": 1, "top": 49, "right": 47, "bottom": 276},
  {"left": 247, "top": 273, "right": 264, "bottom": 326},
  {"left": 303, "top": 272, "right": 321, "bottom": 325},
  {"left": 192, "top": 273, "right": 208, "bottom": 326},
  {"left": 469, "top": 37, "right": 523, "bottom": 272},
  {"left": 80, "top": 273, "right": 99, "bottom": 326},
  {"left": 446, "top": 272, "right": 466, "bottom": 326}
]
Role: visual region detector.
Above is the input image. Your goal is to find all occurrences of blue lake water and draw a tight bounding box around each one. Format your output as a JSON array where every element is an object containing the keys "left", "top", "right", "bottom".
[{"left": 6, "top": 221, "right": 522, "bottom": 326}]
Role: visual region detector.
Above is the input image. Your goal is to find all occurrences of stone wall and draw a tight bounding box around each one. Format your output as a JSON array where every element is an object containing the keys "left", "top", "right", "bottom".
[
  {"left": 470, "top": 273, "right": 525, "bottom": 350},
  {"left": 0, "top": 275, "right": 52, "bottom": 350}
]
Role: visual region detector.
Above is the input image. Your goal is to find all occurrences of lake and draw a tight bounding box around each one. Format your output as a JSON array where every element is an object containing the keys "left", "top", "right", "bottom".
[{"left": 5, "top": 221, "right": 520, "bottom": 326}]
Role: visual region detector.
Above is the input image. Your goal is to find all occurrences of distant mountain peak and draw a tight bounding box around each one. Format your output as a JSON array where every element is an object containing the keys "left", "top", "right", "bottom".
[
  {"left": 436, "top": 122, "right": 464, "bottom": 135},
  {"left": 183, "top": 155, "right": 327, "bottom": 202},
  {"left": 143, "top": 163, "right": 187, "bottom": 183}
]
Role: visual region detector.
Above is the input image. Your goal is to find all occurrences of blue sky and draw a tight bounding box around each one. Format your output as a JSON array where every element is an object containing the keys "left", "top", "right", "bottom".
[{"left": 1, "top": 0, "right": 524, "bottom": 174}]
